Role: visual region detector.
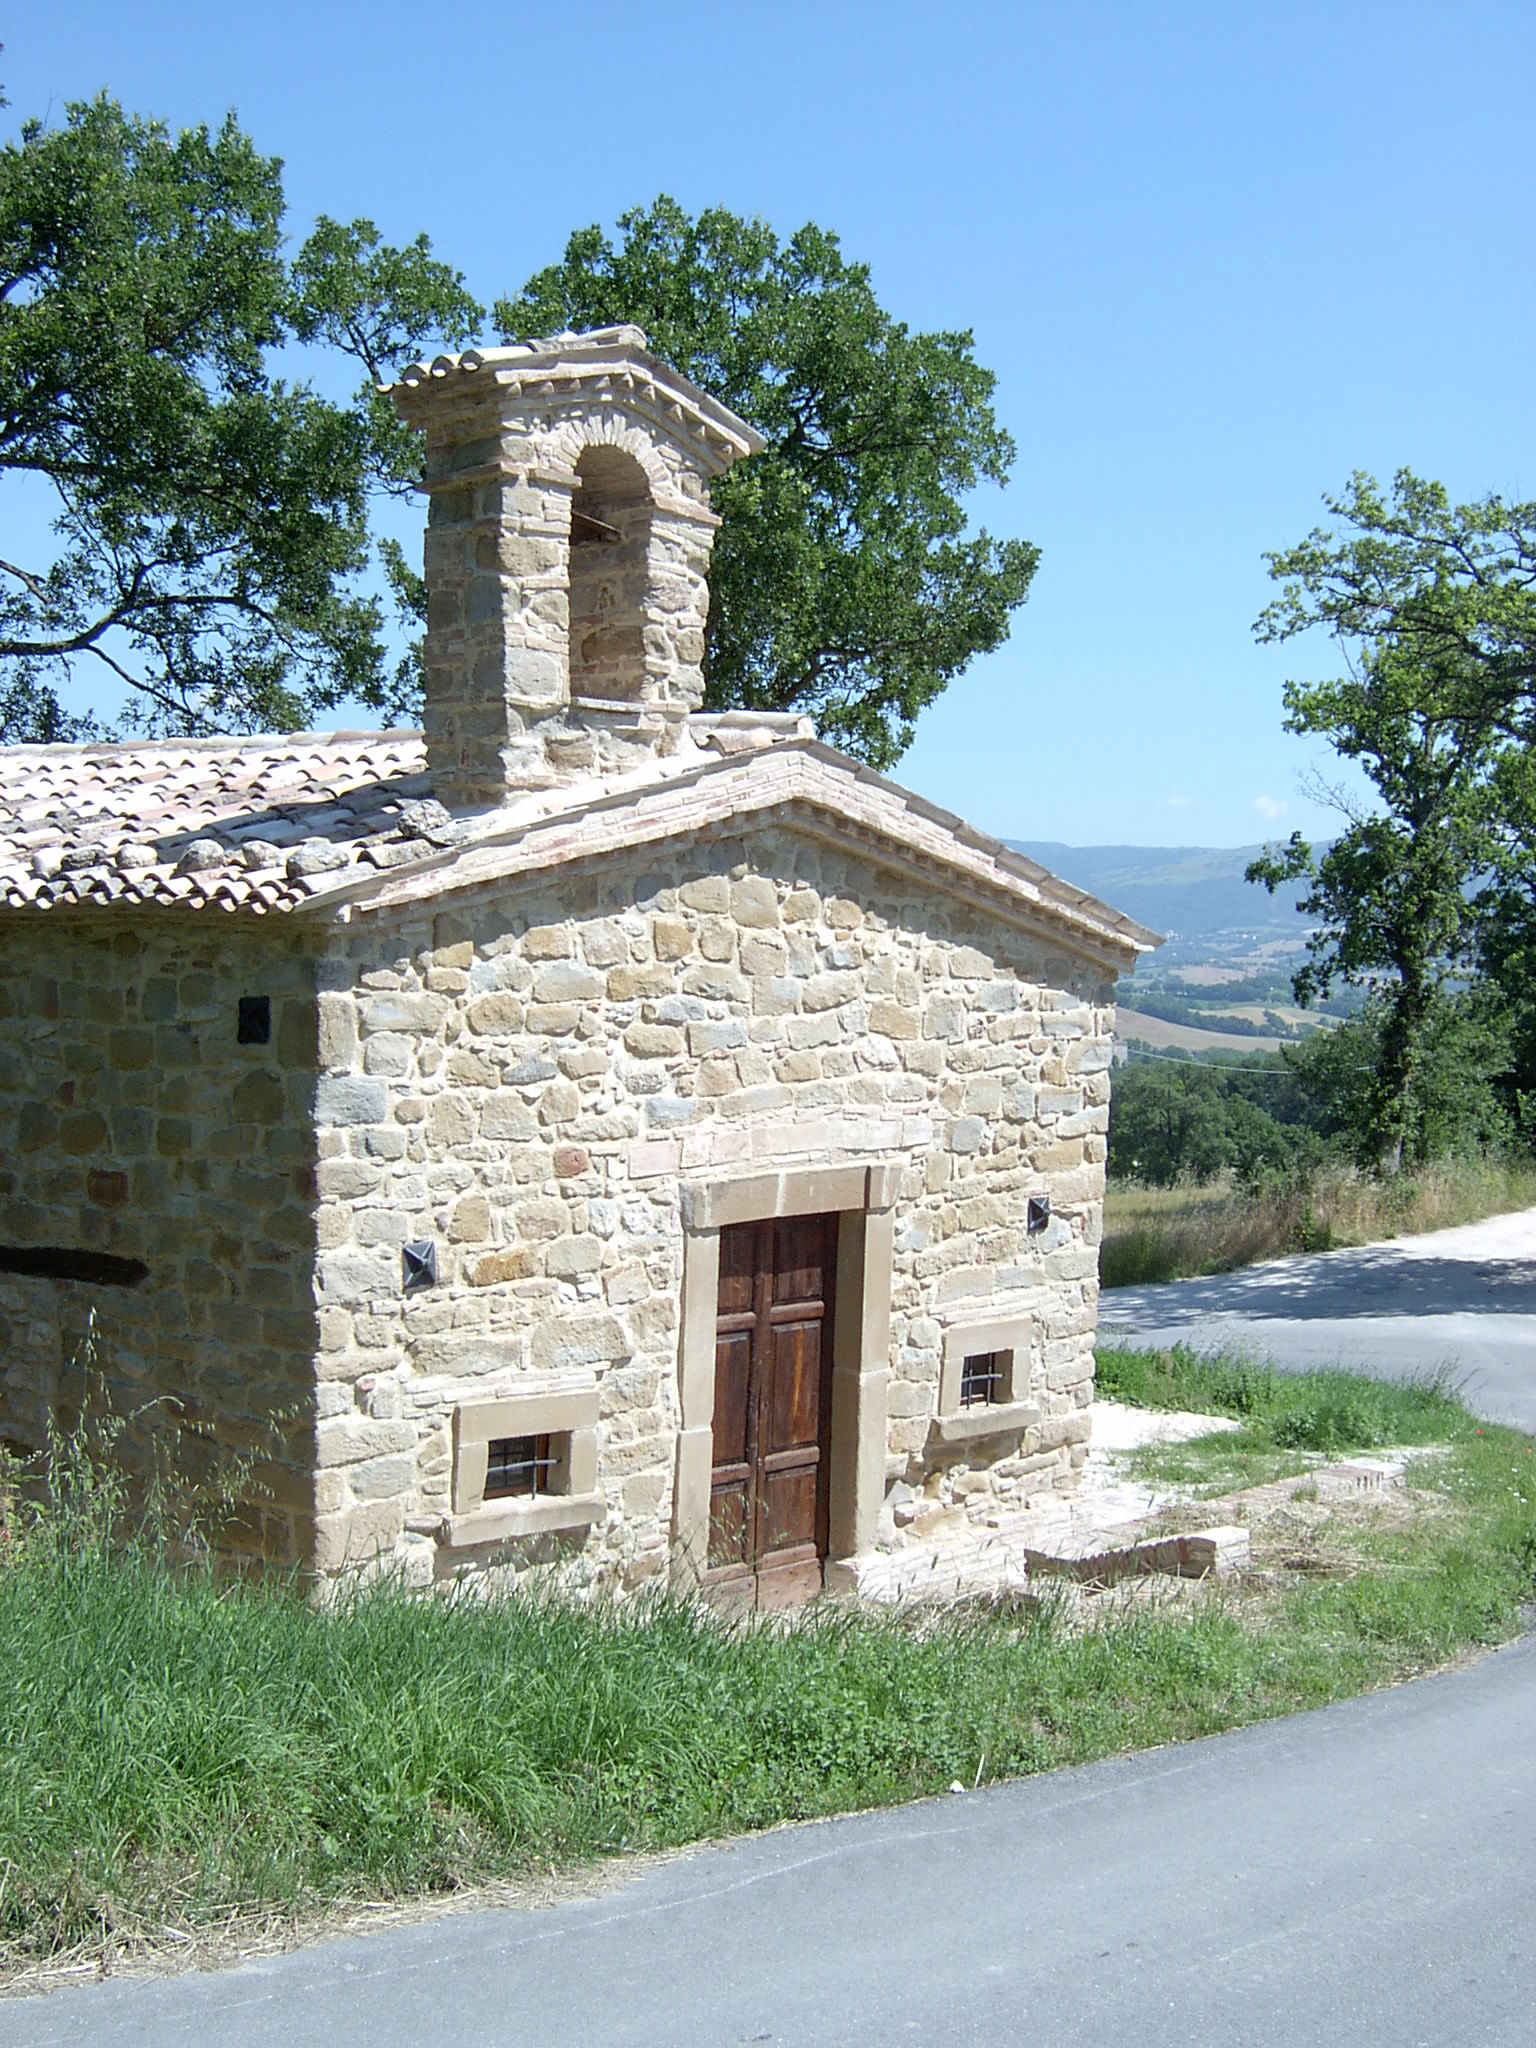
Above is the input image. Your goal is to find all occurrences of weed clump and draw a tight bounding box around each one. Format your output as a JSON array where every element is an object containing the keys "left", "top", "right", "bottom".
[{"left": 1095, "top": 1345, "right": 1470, "bottom": 1452}]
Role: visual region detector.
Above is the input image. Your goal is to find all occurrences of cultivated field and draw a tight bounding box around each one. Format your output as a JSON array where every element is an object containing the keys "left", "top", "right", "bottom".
[{"left": 1116, "top": 1008, "right": 1288, "bottom": 1054}]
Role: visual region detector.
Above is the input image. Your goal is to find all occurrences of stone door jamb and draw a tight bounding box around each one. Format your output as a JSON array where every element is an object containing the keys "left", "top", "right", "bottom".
[{"left": 672, "top": 1162, "right": 899, "bottom": 1582}]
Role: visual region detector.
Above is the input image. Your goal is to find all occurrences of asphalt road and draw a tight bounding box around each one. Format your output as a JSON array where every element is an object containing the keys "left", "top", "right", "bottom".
[
  {"left": 6, "top": 1632, "right": 1532, "bottom": 2047},
  {"left": 1098, "top": 1204, "right": 1536, "bottom": 1433}
]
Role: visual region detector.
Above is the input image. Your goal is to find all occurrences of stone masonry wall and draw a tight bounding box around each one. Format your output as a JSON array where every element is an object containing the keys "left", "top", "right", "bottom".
[
  {"left": 0, "top": 916, "right": 320, "bottom": 1563},
  {"left": 312, "top": 828, "right": 1117, "bottom": 1590}
]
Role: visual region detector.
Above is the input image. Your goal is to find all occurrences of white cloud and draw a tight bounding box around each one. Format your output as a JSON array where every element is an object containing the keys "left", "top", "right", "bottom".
[
  {"left": 1165, "top": 793, "right": 1191, "bottom": 809},
  {"left": 1255, "top": 795, "right": 1287, "bottom": 821}
]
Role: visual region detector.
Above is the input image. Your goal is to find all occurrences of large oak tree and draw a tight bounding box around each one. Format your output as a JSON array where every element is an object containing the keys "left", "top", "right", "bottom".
[
  {"left": 1248, "top": 471, "right": 1536, "bottom": 1167},
  {"left": 0, "top": 93, "right": 480, "bottom": 740}
]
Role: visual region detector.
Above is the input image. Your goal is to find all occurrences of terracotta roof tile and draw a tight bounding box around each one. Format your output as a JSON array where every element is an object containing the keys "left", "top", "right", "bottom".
[
  {"left": 0, "top": 718, "right": 1158, "bottom": 965},
  {"left": 0, "top": 730, "right": 438, "bottom": 913}
]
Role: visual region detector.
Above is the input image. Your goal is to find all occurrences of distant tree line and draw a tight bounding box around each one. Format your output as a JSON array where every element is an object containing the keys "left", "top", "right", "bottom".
[
  {"left": 1108, "top": 1053, "right": 1315, "bottom": 1188},
  {"left": 1122, "top": 992, "right": 1309, "bottom": 1040},
  {"left": 1109, "top": 999, "right": 1523, "bottom": 1189},
  {"left": 1154, "top": 973, "right": 1365, "bottom": 1018}
]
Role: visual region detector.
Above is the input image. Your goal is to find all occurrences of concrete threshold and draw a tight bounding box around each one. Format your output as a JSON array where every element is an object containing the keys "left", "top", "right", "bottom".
[
  {"left": 826, "top": 1412, "right": 1430, "bottom": 1606},
  {"left": 825, "top": 1494, "right": 1250, "bottom": 1604}
]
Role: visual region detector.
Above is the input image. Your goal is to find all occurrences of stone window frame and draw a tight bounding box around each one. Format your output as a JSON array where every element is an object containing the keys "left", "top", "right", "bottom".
[
  {"left": 933, "top": 1312, "right": 1041, "bottom": 1446},
  {"left": 671, "top": 1162, "right": 901, "bottom": 1580},
  {"left": 447, "top": 1382, "right": 602, "bottom": 1549}
]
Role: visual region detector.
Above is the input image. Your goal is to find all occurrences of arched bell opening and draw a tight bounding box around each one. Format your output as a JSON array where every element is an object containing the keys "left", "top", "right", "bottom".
[{"left": 568, "top": 446, "right": 652, "bottom": 705}]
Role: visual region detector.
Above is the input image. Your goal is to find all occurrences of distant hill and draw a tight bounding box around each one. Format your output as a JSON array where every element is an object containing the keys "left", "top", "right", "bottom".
[{"left": 1007, "top": 841, "right": 1316, "bottom": 971}]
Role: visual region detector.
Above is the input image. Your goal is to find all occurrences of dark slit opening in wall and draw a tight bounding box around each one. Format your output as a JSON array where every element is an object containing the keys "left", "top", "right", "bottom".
[
  {"left": 238, "top": 996, "right": 271, "bottom": 1044},
  {"left": 0, "top": 1246, "right": 150, "bottom": 1288}
]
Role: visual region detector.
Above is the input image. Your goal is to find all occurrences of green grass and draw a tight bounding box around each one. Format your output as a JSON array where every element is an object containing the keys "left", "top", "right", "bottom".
[
  {"left": 1100, "top": 1157, "right": 1536, "bottom": 1288},
  {"left": 1, "top": 1373, "right": 1532, "bottom": 1976},
  {"left": 1095, "top": 1344, "right": 1476, "bottom": 1449},
  {"left": 1097, "top": 1342, "right": 1489, "bottom": 1499},
  {"left": 1125, "top": 1436, "right": 1329, "bottom": 1498}
]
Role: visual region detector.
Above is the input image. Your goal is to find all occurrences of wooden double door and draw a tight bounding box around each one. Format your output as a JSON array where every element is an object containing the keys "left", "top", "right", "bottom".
[{"left": 708, "top": 1212, "right": 838, "bottom": 1609}]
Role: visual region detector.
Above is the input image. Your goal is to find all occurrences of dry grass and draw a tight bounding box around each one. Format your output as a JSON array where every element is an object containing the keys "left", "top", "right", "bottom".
[{"left": 1101, "top": 1158, "right": 1536, "bottom": 1288}]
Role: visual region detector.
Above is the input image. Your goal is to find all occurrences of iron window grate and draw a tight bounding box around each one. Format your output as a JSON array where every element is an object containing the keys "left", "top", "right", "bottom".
[
  {"left": 484, "top": 1433, "right": 556, "bottom": 1500},
  {"left": 960, "top": 1351, "right": 1005, "bottom": 1408}
]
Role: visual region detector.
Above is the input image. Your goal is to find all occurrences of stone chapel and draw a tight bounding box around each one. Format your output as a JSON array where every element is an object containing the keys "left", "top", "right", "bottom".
[{"left": 0, "top": 327, "right": 1155, "bottom": 1605}]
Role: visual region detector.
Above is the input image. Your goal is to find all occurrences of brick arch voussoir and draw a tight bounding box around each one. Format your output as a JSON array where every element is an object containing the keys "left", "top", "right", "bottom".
[{"left": 544, "top": 410, "right": 677, "bottom": 498}]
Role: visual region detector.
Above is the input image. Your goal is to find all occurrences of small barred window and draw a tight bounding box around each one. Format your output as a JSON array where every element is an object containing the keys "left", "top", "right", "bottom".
[
  {"left": 959, "top": 1351, "right": 1005, "bottom": 1408},
  {"left": 484, "top": 1434, "right": 556, "bottom": 1500}
]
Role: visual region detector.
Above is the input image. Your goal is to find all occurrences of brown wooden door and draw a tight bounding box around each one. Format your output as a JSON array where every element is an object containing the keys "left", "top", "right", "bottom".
[{"left": 708, "top": 1212, "right": 838, "bottom": 1608}]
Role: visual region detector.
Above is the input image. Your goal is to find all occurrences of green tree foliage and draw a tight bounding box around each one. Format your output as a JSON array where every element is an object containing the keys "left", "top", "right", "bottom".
[
  {"left": 1247, "top": 471, "right": 1536, "bottom": 1168},
  {"left": 0, "top": 95, "right": 481, "bottom": 739},
  {"left": 495, "top": 199, "right": 1039, "bottom": 768},
  {"left": 1107, "top": 1057, "right": 1316, "bottom": 1187},
  {"left": 1256, "top": 470, "right": 1536, "bottom": 735},
  {"left": 1474, "top": 704, "right": 1536, "bottom": 1121},
  {"left": 1282, "top": 996, "right": 1516, "bottom": 1169}
]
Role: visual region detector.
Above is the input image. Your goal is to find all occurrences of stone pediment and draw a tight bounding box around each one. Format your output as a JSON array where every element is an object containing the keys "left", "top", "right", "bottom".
[{"left": 331, "top": 733, "right": 1161, "bottom": 973}]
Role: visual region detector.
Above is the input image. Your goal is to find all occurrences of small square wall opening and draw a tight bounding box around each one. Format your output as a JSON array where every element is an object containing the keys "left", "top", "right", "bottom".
[
  {"left": 447, "top": 1384, "right": 602, "bottom": 1544},
  {"left": 484, "top": 1434, "right": 556, "bottom": 1500},
  {"left": 937, "top": 1313, "right": 1035, "bottom": 1429},
  {"left": 960, "top": 1350, "right": 1006, "bottom": 1408},
  {"left": 237, "top": 995, "right": 271, "bottom": 1045},
  {"left": 1027, "top": 1194, "right": 1051, "bottom": 1234}
]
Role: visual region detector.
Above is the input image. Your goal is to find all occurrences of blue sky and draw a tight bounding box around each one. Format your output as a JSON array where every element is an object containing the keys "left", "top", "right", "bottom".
[{"left": 5, "top": 1, "right": 1532, "bottom": 849}]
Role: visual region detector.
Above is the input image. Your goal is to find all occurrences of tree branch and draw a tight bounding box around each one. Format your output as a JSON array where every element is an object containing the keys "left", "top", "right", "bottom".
[{"left": 0, "top": 556, "right": 51, "bottom": 602}]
